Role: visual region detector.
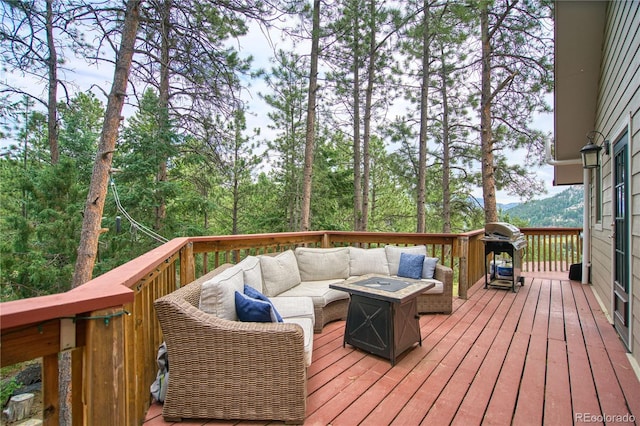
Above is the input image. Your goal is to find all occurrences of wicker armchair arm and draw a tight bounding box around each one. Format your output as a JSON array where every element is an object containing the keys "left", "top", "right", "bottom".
[{"left": 434, "top": 263, "right": 454, "bottom": 296}]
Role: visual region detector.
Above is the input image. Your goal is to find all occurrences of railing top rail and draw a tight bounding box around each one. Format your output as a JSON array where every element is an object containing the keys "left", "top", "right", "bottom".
[
  {"left": 323, "top": 231, "right": 460, "bottom": 239},
  {"left": 520, "top": 227, "right": 582, "bottom": 234},
  {"left": 456, "top": 229, "right": 485, "bottom": 238},
  {"left": 189, "top": 230, "right": 464, "bottom": 242},
  {"left": 0, "top": 237, "right": 190, "bottom": 331},
  {"left": 458, "top": 228, "right": 582, "bottom": 237},
  {"left": 188, "top": 231, "right": 328, "bottom": 242}
]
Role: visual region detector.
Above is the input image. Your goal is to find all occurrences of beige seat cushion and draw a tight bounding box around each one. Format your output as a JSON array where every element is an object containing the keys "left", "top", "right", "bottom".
[
  {"left": 295, "top": 247, "right": 350, "bottom": 281},
  {"left": 422, "top": 279, "right": 443, "bottom": 294},
  {"left": 283, "top": 317, "right": 314, "bottom": 367},
  {"left": 270, "top": 296, "right": 315, "bottom": 326},
  {"left": 278, "top": 279, "right": 350, "bottom": 309}
]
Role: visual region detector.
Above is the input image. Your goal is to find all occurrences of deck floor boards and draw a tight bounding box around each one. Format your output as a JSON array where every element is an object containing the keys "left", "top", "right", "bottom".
[{"left": 144, "top": 273, "right": 640, "bottom": 425}]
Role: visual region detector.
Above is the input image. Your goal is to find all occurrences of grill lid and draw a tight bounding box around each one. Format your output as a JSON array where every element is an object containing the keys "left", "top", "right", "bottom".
[{"left": 484, "top": 222, "right": 522, "bottom": 241}]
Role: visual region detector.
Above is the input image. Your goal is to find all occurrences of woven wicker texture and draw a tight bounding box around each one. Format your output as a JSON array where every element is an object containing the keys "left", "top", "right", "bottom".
[
  {"left": 314, "top": 298, "right": 349, "bottom": 333},
  {"left": 154, "top": 267, "right": 307, "bottom": 423},
  {"left": 417, "top": 264, "right": 453, "bottom": 314}
]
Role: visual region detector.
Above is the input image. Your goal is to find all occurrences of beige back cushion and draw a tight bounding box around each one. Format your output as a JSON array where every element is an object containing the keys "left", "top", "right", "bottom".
[
  {"left": 236, "top": 255, "right": 263, "bottom": 293},
  {"left": 198, "top": 265, "right": 244, "bottom": 321},
  {"left": 259, "top": 250, "right": 302, "bottom": 297},
  {"left": 348, "top": 247, "right": 390, "bottom": 276},
  {"left": 385, "top": 245, "right": 428, "bottom": 276},
  {"left": 295, "top": 247, "right": 350, "bottom": 281}
]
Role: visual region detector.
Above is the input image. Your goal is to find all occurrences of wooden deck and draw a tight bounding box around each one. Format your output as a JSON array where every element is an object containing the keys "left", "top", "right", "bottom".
[{"left": 144, "top": 273, "right": 640, "bottom": 425}]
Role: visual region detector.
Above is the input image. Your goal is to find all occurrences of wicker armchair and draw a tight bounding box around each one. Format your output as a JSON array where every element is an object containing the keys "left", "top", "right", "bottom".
[
  {"left": 153, "top": 265, "right": 307, "bottom": 424},
  {"left": 417, "top": 264, "right": 454, "bottom": 314}
]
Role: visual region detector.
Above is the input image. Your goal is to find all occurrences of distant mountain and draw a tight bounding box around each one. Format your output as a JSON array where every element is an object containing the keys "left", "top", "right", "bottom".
[
  {"left": 473, "top": 199, "right": 520, "bottom": 211},
  {"left": 500, "top": 202, "right": 520, "bottom": 211},
  {"left": 505, "top": 186, "right": 583, "bottom": 227}
]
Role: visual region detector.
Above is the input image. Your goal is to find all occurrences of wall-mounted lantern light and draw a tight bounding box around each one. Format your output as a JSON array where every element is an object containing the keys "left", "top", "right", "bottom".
[
  {"left": 580, "top": 142, "right": 601, "bottom": 168},
  {"left": 580, "top": 130, "right": 607, "bottom": 169}
]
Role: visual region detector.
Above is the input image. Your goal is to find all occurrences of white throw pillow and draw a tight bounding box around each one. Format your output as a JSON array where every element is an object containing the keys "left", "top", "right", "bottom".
[
  {"left": 423, "top": 256, "right": 439, "bottom": 279},
  {"left": 295, "top": 247, "right": 350, "bottom": 281},
  {"left": 259, "top": 250, "right": 302, "bottom": 297},
  {"left": 385, "top": 245, "right": 428, "bottom": 276},
  {"left": 236, "top": 255, "right": 263, "bottom": 293},
  {"left": 198, "top": 265, "right": 244, "bottom": 321},
  {"left": 348, "top": 247, "right": 390, "bottom": 276}
]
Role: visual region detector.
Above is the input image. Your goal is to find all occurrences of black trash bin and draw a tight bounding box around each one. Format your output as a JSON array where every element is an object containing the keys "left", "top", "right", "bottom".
[{"left": 569, "top": 263, "right": 582, "bottom": 281}]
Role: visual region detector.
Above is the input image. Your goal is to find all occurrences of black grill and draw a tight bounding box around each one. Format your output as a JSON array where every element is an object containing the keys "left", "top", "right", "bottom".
[{"left": 482, "top": 222, "right": 527, "bottom": 292}]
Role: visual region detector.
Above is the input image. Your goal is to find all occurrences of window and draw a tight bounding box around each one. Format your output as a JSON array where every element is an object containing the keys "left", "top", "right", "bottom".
[{"left": 595, "top": 157, "right": 602, "bottom": 224}]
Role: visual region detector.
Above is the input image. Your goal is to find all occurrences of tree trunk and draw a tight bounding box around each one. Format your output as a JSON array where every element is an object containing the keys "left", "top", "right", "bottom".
[
  {"left": 417, "top": 0, "right": 430, "bottom": 233},
  {"left": 301, "top": 0, "right": 320, "bottom": 231},
  {"left": 440, "top": 49, "right": 451, "bottom": 233},
  {"left": 232, "top": 115, "right": 241, "bottom": 235},
  {"left": 156, "top": 0, "right": 171, "bottom": 231},
  {"left": 46, "top": 0, "right": 59, "bottom": 165},
  {"left": 288, "top": 107, "right": 298, "bottom": 230},
  {"left": 352, "top": 10, "right": 363, "bottom": 231},
  {"left": 65, "top": 3, "right": 141, "bottom": 423},
  {"left": 22, "top": 98, "right": 30, "bottom": 219},
  {"left": 72, "top": 0, "right": 142, "bottom": 288},
  {"left": 480, "top": 4, "right": 497, "bottom": 224},
  {"left": 361, "top": 0, "right": 375, "bottom": 232}
]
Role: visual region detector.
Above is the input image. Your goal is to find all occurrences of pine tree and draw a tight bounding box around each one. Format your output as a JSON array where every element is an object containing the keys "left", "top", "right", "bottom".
[
  {"left": 117, "top": 89, "right": 178, "bottom": 236},
  {"left": 260, "top": 50, "right": 309, "bottom": 231},
  {"left": 477, "top": 0, "right": 553, "bottom": 223}
]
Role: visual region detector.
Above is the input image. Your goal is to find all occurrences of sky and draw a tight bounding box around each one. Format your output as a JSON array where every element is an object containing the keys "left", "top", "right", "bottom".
[{"left": 2, "top": 17, "right": 567, "bottom": 206}]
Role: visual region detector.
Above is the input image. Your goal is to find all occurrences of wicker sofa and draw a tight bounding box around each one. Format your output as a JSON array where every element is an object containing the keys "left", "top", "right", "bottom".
[
  {"left": 153, "top": 245, "right": 453, "bottom": 423},
  {"left": 154, "top": 265, "right": 308, "bottom": 424},
  {"left": 277, "top": 245, "right": 454, "bottom": 327}
]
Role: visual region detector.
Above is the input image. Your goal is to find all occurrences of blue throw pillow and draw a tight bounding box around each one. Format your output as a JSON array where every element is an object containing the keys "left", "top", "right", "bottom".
[
  {"left": 235, "top": 291, "right": 274, "bottom": 322},
  {"left": 422, "top": 257, "right": 439, "bottom": 279},
  {"left": 243, "top": 284, "right": 283, "bottom": 322},
  {"left": 397, "top": 252, "right": 426, "bottom": 279}
]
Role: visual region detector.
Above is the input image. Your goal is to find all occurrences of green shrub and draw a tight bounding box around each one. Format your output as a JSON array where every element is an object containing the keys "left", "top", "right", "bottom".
[{"left": 1, "top": 377, "right": 21, "bottom": 407}]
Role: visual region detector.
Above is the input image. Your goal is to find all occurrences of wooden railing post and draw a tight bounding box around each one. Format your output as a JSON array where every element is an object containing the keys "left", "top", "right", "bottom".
[
  {"left": 41, "top": 353, "right": 59, "bottom": 425},
  {"left": 180, "top": 242, "right": 195, "bottom": 286},
  {"left": 84, "top": 307, "right": 126, "bottom": 426},
  {"left": 458, "top": 235, "right": 470, "bottom": 300}
]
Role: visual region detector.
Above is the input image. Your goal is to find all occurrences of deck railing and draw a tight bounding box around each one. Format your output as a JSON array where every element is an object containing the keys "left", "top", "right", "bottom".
[
  {"left": 0, "top": 227, "right": 581, "bottom": 425},
  {"left": 521, "top": 227, "right": 583, "bottom": 273}
]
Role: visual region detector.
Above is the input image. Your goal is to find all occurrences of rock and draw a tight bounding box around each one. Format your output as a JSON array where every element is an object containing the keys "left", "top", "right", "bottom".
[{"left": 14, "top": 364, "right": 41, "bottom": 386}]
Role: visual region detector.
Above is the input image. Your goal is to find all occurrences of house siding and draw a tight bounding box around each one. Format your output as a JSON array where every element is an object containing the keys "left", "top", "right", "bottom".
[{"left": 593, "top": 1, "right": 640, "bottom": 363}]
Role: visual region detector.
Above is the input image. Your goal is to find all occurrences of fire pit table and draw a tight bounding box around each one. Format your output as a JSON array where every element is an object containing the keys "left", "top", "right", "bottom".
[{"left": 330, "top": 275, "right": 434, "bottom": 366}]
